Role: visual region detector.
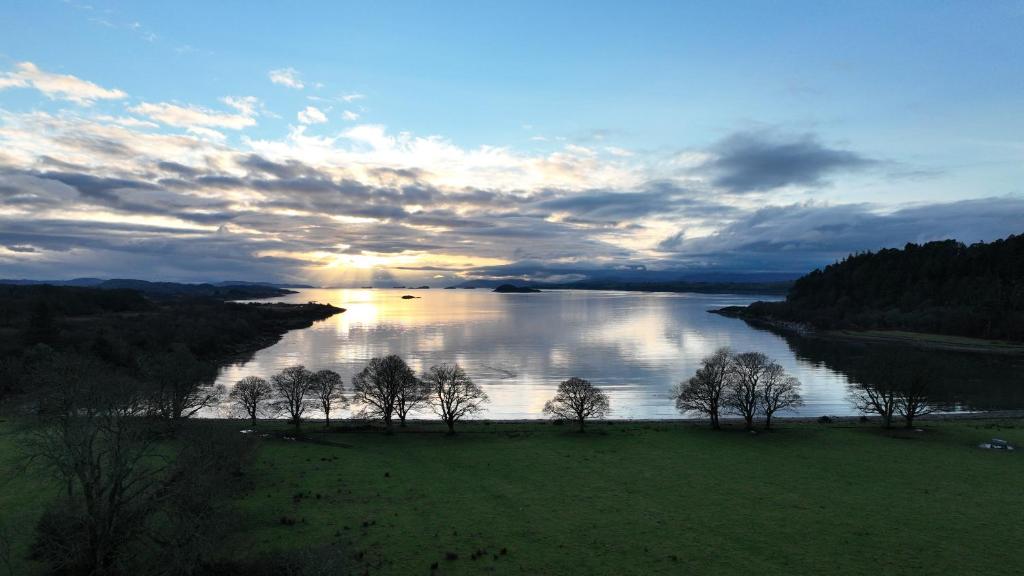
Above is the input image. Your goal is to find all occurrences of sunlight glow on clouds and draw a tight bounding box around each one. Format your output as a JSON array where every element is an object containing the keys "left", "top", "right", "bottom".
[{"left": 0, "top": 58, "right": 1021, "bottom": 285}]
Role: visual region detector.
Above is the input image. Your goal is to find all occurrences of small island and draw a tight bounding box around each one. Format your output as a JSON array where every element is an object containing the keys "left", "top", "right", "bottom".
[
  {"left": 493, "top": 284, "right": 542, "bottom": 293},
  {"left": 401, "top": 294, "right": 420, "bottom": 299}
]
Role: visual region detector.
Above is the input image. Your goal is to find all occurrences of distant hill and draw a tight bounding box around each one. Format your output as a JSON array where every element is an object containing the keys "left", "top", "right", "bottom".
[
  {"left": 493, "top": 284, "right": 542, "bottom": 293},
  {"left": 716, "top": 235, "right": 1024, "bottom": 341},
  {"left": 451, "top": 278, "right": 791, "bottom": 295},
  {"left": 0, "top": 278, "right": 296, "bottom": 300}
]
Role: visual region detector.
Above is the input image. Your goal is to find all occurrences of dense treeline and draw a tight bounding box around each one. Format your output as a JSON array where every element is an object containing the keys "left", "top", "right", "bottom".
[
  {"left": 737, "top": 235, "right": 1024, "bottom": 340},
  {"left": 0, "top": 285, "right": 342, "bottom": 405}
]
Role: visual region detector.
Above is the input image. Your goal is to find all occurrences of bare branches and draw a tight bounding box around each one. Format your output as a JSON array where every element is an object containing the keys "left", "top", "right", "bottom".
[
  {"left": 676, "top": 349, "right": 803, "bottom": 430},
  {"left": 143, "top": 344, "right": 224, "bottom": 425},
  {"left": 423, "top": 363, "right": 489, "bottom": 434},
  {"left": 229, "top": 376, "right": 274, "bottom": 426},
  {"left": 311, "top": 369, "right": 347, "bottom": 427},
  {"left": 271, "top": 366, "right": 316, "bottom": 428},
  {"left": 543, "top": 377, "right": 610, "bottom": 432},
  {"left": 352, "top": 355, "right": 418, "bottom": 430},
  {"left": 672, "top": 347, "right": 732, "bottom": 429},
  {"left": 762, "top": 375, "right": 804, "bottom": 430}
]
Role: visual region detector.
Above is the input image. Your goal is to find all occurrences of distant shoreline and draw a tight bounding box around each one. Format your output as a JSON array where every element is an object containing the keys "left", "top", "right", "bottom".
[{"left": 710, "top": 306, "right": 1024, "bottom": 355}]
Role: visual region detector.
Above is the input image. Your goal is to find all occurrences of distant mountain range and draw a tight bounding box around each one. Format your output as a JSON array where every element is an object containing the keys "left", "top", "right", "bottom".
[
  {"left": 450, "top": 272, "right": 795, "bottom": 295},
  {"left": 0, "top": 278, "right": 311, "bottom": 300}
]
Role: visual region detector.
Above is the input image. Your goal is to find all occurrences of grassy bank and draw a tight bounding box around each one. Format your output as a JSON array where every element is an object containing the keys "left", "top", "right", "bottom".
[
  {"left": 2, "top": 418, "right": 1022, "bottom": 575},
  {"left": 824, "top": 329, "right": 1024, "bottom": 354}
]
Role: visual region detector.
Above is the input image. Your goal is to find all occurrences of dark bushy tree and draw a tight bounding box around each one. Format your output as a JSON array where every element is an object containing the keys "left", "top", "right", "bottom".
[
  {"left": 352, "top": 355, "right": 417, "bottom": 431},
  {"left": 229, "top": 376, "right": 274, "bottom": 426},
  {"left": 143, "top": 344, "right": 224, "bottom": 426},
  {"left": 543, "top": 377, "right": 610, "bottom": 432}
]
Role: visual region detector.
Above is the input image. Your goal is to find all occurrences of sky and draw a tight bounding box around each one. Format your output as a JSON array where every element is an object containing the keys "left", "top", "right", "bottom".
[{"left": 0, "top": 0, "right": 1022, "bottom": 285}]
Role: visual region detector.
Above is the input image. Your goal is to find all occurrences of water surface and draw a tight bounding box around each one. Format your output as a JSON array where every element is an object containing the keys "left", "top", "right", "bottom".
[{"left": 215, "top": 289, "right": 1024, "bottom": 419}]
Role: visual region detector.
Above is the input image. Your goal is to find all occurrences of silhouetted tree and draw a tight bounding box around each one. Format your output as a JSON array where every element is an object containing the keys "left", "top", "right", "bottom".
[
  {"left": 762, "top": 375, "right": 803, "bottom": 430},
  {"left": 144, "top": 344, "right": 224, "bottom": 427},
  {"left": 423, "top": 363, "right": 489, "bottom": 434},
  {"left": 848, "top": 353, "right": 903, "bottom": 428},
  {"left": 271, "top": 365, "right": 315, "bottom": 428},
  {"left": 26, "top": 353, "right": 158, "bottom": 574},
  {"left": 725, "top": 352, "right": 772, "bottom": 429},
  {"left": 543, "top": 377, "right": 610, "bottom": 432},
  {"left": 895, "top": 362, "right": 938, "bottom": 427},
  {"left": 395, "top": 374, "right": 427, "bottom": 427},
  {"left": 352, "top": 355, "right": 417, "bottom": 431},
  {"left": 311, "top": 369, "right": 347, "bottom": 427},
  {"left": 229, "top": 376, "right": 274, "bottom": 427},
  {"left": 671, "top": 347, "right": 732, "bottom": 429}
]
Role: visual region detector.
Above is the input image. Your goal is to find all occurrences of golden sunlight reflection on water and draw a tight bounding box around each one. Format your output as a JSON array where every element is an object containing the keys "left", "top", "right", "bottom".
[{"left": 213, "top": 288, "right": 873, "bottom": 420}]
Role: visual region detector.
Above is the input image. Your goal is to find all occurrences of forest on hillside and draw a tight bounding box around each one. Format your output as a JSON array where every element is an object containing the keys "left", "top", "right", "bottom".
[
  {"left": 725, "top": 235, "right": 1024, "bottom": 341},
  {"left": 0, "top": 285, "right": 342, "bottom": 406}
]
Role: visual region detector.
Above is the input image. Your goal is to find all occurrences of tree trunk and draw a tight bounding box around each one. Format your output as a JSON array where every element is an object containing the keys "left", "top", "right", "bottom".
[
  {"left": 446, "top": 419, "right": 455, "bottom": 435},
  {"left": 764, "top": 413, "right": 773, "bottom": 431},
  {"left": 710, "top": 412, "right": 719, "bottom": 430}
]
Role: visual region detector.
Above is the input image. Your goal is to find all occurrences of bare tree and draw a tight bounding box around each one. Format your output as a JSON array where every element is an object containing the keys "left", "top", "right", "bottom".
[
  {"left": 144, "top": 344, "right": 224, "bottom": 427},
  {"left": 850, "top": 381, "right": 898, "bottom": 428},
  {"left": 229, "top": 376, "right": 274, "bottom": 427},
  {"left": 896, "top": 372, "right": 936, "bottom": 428},
  {"left": 311, "top": 369, "right": 347, "bottom": 427},
  {"left": 761, "top": 374, "right": 803, "bottom": 430},
  {"left": 26, "top": 353, "right": 164, "bottom": 574},
  {"left": 423, "top": 363, "right": 489, "bottom": 434},
  {"left": 848, "top": 353, "right": 904, "bottom": 428},
  {"left": 395, "top": 374, "right": 426, "bottom": 427},
  {"left": 725, "top": 351, "right": 772, "bottom": 430},
  {"left": 671, "top": 347, "right": 732, "bottom": 429},
  {"left": 543, "top": 377, "right": 610, "bottom": 432},
  {"left": 352, "top": 355, "right": 417, "bottom": 431},
  {"left": 271, "top": 365, "right": 316, "bottom": 428}
]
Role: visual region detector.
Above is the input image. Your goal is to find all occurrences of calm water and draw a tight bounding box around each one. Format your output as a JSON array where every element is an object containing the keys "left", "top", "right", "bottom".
[{"left": 215, "top": 288, "right": 1024, "bottom": 419}]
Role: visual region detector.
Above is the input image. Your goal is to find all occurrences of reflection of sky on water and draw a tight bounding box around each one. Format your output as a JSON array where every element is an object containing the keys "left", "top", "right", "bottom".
[{"left": 216, "top": 289, "right": 871, "bottom": 419}]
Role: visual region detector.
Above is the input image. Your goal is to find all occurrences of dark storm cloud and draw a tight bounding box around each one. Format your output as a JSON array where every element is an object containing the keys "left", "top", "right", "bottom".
[
  {"left": 657, "top": 196, "right": 1024, "bottom": 272},
  {"left": 705, "top": 130, "right": 875, "bottom": 192}
]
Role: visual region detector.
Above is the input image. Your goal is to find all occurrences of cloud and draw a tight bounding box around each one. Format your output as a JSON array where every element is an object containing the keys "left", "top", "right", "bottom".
[
  {"left": 703, "top": 130, "right": 875, "bottom": 192},
  {"left": 268, "top": 67, "right": 304, "bottom": 89},
  {"left": 0, "top": 62, "right": 127, "bottom": 105},
  {"left": 0, "top": 65, "right": 1016, "bottom": 284},
  {"left": 341, "top": 110, "right": 360, "bottom": 121},
  {"left": 657, "top": 197, "right": 1024, "bottom": 272},
  {"left": 341, "top": 93, "right": 365, "bottom": 102},
  {"left": 129, "top": 97, "right": 259, "bottom": 129},
  {"left": 297, "top": 106, "right": 328, "bottom": 125}
]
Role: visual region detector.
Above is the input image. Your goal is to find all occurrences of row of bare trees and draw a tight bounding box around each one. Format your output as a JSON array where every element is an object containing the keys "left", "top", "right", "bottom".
[
  {"left": 230, "top": 355, "right": 490, "bottom": 434},
  {"left": 671, "top": 348, "right": 804, "bottom": 430},
  {"left": 847, "top": 351, "right": 938, "bottom": 428}
]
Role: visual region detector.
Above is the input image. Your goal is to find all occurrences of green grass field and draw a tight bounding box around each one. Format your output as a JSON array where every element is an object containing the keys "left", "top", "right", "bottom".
[{"left": 2, "top": 418, "right": 1023, "bottom": 575}]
